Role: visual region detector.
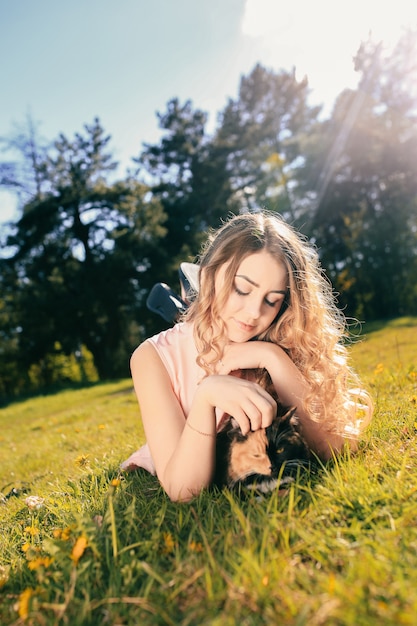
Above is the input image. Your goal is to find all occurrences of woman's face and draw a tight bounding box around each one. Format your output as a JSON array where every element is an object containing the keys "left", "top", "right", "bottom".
[{"left": 214, "top": 250, "right": 288, "bottom": 343}]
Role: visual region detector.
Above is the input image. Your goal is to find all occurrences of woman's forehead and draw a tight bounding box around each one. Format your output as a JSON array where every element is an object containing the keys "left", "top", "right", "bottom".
[{"left": 235, "top": 251, "right": 288, "bottom": 289}]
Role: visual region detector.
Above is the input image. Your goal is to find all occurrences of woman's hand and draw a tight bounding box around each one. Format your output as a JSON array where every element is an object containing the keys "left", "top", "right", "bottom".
[
  {"left": 216, "top": 340, "right": 280, "bottom": 375},
  {"left": 196, "top": 374, "right": 276, "bottom": 435},
  {"left": 215, "top": 341, "right": 346, "bottom": 461}
]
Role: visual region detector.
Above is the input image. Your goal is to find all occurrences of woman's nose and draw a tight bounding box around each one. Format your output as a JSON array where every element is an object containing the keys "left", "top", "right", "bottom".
[{"left": 245, "top": 296, "right": 262, "bottom": 319}]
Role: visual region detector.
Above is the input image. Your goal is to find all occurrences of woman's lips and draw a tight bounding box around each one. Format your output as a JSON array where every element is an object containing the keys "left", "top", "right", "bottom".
[{"left": 234, "top": 319, "right": 255, "bottom": 333}]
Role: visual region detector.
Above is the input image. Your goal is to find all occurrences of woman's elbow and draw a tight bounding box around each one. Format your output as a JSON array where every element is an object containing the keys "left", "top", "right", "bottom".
[
  {"left": 159, "top": 476, "right": 201, "bottom": 503},
  {"left": 164, "top": 485, "right": 199, "bottom": 503}
]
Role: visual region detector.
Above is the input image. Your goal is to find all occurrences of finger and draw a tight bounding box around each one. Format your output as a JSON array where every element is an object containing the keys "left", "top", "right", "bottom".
[
  {"left": 241, "top": 399, "right": 263, "bottom": 431},
  {"left": 239, "top": 394, "right": 274, "bottom": 431},
  {"left": 237, "top": 402, "right": 273, "bottom": 432},
  {"left": 263, "top": 398, "right": 277, "bottom": 428},
  {"left": 252, "top": 386, "right": 277, "bottom": 426},
  {"left": 230, "top": 383, "right": 276, "bottom": 430},
  {"left": 253, "top": 394, "right": 276, "bottom": 429},
  {"left": 230, "top": 410, "right": 251, "bottom": 436}
]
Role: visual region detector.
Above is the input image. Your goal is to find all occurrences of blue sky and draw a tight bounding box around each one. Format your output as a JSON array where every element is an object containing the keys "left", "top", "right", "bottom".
[{"left": 1, "top": 0, "right": 416, "bottom": 225}]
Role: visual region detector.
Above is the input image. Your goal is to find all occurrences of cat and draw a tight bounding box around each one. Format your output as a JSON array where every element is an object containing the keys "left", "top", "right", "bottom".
[
  {"left": 213, "top": 369, "right": 312, "bottom": 494},
  {"left": 214, "top": 406, "right": 312, "bottom": 493}
]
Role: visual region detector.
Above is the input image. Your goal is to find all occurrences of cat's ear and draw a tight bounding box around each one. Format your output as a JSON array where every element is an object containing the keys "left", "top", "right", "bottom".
[
  {"left": 227, "top": 417, "right": 247, "bottom": 441},
  {"left": 229, "top": 417, "right": 240, "bottom": 430},
  {"left": 280, "top": 406, "right": 298, "bottom": 426}
]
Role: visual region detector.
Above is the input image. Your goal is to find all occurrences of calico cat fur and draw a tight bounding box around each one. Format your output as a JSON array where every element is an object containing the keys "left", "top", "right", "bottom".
[{"left": 213, "top": 369, "right": 313, "bottom": 494}]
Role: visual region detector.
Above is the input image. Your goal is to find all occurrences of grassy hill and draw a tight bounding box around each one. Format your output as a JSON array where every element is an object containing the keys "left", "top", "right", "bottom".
[{"left": 1, "top": 318, "right": 416, "bottom": 625}]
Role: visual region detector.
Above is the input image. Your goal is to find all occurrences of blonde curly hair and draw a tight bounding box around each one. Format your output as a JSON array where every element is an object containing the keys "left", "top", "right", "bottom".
[{"left": 186, "top": 211, "right": 373, "bottom": 438}]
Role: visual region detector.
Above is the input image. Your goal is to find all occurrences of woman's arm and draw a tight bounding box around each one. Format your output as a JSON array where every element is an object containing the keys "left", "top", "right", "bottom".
[
  {"left": 130, "top": 341, "right": 214, "bottom": 502},
  {"left": 218, "top": 341, "right": 346, "bottom": 460},
  {"left": 130, "top": 341, "right": 276, "bottom": 502},
  {"left": 264, "top": 346, "right": 346, "bottom": 460}
]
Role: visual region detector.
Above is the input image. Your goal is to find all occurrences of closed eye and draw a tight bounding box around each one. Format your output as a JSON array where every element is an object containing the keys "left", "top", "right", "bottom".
[
  {"left": 235, "top": 286, "right": 283, "bottom": 308},
  {"left": 265, "top": 298, "right": 281, "bottom": 308}
]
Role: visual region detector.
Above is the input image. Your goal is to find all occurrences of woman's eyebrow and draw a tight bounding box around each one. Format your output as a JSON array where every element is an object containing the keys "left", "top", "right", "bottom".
[{"left": 235, "top": 274, "right": 287, "bottom": 295}]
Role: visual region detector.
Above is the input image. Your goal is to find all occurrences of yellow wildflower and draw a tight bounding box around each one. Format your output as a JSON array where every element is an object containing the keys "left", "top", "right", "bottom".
[
  {"left": 111, "top": 478, "right": 121, "bottom": 487},
  {"left": 162, "top": 532, "right": 175, "bottom": 554},
  {"left": 189, "top": 540, "right": 203, "bottom": 553},
  {"left": 53, "top": 526, "right": 73, "bottom": 540},
  {"left": 98, "top": 424, "right": 106, "bottom": 430},
  {"left": 17, "top": 588, "right": 34, "bottom": 619},
  {"left": 28, "top": 556, "right": 53, "bottom": 571},
  {"left": 25, "top": 525, "right": 39, "bottom": 536},
  {"left": 0, "top": 565, "right": 9, "bottom": 589},
  {"left": 75, "top": 454, "right": 90, "bottom": 468},
  {"left": 61, "top": 527, "right": 72, "bottom": 540},
  {"left": 71, "top": 535, "right": 88, "bottom": 565}
]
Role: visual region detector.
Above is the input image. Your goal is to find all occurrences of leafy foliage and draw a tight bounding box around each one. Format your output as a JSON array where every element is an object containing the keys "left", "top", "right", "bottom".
[
  {"left": 1, "top": 119, "right": 167, "bottom": 386},
  {"left": 136, "top": 97, "right": 237, "bottom": 275},
  {"left": 215, "top": 63, "right": 321, "bottom": 220},
  {"left": 307, "top": 34, "right": 417, "bottom": 318},
  {"left": 1, "top": 31, "right": 417, "bottom": 395}
]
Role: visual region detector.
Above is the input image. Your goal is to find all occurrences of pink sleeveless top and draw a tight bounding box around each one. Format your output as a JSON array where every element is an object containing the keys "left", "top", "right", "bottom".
[
  {"left": 147, "top": 322, "right": 204, "bottom": 416},
  {"left": 121, "top": 322, "right": 225, "bottom": 474}
]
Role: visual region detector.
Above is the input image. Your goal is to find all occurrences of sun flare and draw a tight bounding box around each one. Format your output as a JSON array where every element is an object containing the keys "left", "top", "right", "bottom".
[
  {"left": 241, "top": 0, "right": 417, "bottom": 106},
  {"left": 242, "top": 0, "right": 417, "bottom": 47}
]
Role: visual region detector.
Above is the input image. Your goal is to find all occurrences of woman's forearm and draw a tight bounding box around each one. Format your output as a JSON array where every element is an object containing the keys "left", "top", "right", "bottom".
[
  {"left": 132, "top": 343, "right": 217, "bottom": 502},
  {"left": 159, "top": 396, "right": 217, "bottom": 502},
  {"left": 261, "top": 344, "right": 346, "bottom": 460},
  {"left": 158, "top": 373, "right": 277, "bottom": 500}
]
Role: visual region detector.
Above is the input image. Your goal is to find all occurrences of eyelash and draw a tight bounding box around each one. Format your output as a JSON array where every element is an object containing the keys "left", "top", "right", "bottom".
[{"left": 234, "top": 286, "right": 277, "bottom": 308}]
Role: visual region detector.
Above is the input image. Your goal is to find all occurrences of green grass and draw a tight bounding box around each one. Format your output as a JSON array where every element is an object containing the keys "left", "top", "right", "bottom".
[{"left": 1, "top": 318, "right": 417, "bottom": 625}]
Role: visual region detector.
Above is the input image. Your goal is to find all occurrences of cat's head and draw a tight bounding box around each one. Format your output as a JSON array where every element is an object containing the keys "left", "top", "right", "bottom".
[
  {"left": 266, "top": 407, "right": 311, "bottom": 472},
  {"left": 215, "top": 406, "right": 312, "bottom": 493},
  {"left": 223, "top": 419, "right": 273, "bottom": 487}
]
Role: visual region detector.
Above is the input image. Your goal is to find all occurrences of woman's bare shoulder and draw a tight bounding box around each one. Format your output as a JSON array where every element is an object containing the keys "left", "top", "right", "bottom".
[{"left": 130, "top": 339, "right": 162, "bottom": 371}]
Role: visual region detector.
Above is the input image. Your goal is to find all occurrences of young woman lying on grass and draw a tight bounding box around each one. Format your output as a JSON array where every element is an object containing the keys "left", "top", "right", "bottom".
[{"left": 122, "top": 211, "right": 373, "bottom": 502}]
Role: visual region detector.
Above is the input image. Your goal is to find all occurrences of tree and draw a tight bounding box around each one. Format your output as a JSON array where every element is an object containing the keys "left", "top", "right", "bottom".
[
  {"left": 1, "top": 118, "right": 167, "bottom": 383},
  {"left": 0, "top": 260, "right": 25, "bottom": 398},
  {"left": 306, "top": 31, "right": 417, "bottom": 318},
  {"left": 136, "top": 67, "right": 322, "bottom": 278},
  {"left": 136, "top": 98, "right": 238, "bottom": 278},
  {"left": 214, "top": 64, "right": 322, "bottom": 222},
  {"left": 0, "top": 114, "right": 49, "bottom": 204}
]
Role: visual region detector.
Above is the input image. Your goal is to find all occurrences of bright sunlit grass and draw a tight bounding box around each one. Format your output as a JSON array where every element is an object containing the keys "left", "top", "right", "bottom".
[{"left": 1, "top": 318, "right": 416, "bottom": 625}]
